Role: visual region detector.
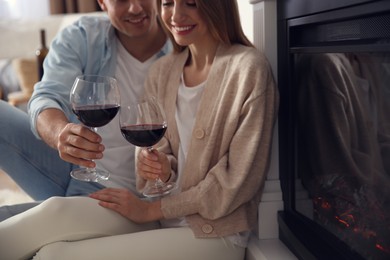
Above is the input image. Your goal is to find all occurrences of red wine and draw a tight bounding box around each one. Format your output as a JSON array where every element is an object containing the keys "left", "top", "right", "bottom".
[
  {"left": 73, "top": 104, "right": 120, "bottom": 127},
  {"left": 120, "top": 124, "right": 167, "bottom": 147}
]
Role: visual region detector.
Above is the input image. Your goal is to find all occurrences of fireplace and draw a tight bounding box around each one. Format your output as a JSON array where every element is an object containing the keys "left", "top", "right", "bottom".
[{"left": 277, "top": 0, "right": 390, "bottom": 259}]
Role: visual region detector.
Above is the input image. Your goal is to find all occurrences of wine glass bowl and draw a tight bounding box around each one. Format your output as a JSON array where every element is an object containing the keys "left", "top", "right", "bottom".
[
  {"left": 70, "top": 75, "right": 120, "bottom": 182},
  {"left": 119, "top": 97, "right": 176, "bottom": 198},
  {"left": 120, "top": 124, "right": 167, "bottom": 148}
]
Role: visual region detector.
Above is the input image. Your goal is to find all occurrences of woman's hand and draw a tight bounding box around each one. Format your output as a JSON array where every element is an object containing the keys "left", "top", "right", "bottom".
[
  {"left": 137, "top": 149, "right": 171, "bottom": 182},
  {"left": 89, "top": 188, "right": 163, "bottom": 223},
  {"left": 57, "top": 123, "right": 104, "bottom": 168}
]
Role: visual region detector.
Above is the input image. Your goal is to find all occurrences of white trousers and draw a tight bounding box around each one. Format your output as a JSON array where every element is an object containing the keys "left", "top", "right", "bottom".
[{"left": 0, "top": 197, "right": 245, "bottom": 260}]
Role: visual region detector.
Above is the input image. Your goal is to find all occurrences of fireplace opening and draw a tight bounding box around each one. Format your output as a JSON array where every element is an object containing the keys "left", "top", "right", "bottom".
[{"left": 277, "top": 1, "right": 390, "bottom": 259}]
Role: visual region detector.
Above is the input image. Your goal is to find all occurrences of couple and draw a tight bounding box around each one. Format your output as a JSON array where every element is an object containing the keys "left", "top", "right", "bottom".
[{"left": 0, "top": 0, "right": 278, "bottom": 259}]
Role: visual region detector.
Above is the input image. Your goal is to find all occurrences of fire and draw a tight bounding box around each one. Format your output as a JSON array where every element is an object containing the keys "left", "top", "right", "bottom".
[{"left": 312, "top": 194, "right": 390, "bottom": 258}]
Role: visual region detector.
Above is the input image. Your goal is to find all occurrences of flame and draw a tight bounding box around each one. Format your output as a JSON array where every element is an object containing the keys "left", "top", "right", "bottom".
[{"left": 312, "top": 195, "right": 390, "bottom": 257}]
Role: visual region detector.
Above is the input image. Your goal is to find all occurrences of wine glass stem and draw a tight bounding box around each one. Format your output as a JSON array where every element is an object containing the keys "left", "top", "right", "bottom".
[
  {"left": 89, "top": 126, "right": 99, "bottom": 171},
  {"left": 147, "top": 147, "right": 165, "bottom": 187}
]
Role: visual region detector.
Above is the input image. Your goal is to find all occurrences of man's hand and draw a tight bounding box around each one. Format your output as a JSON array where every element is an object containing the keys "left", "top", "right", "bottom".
[
  {"left": 57, "top": 123, "right": 104, "bottom": 168},
  {"left": 36, "top": 108, "right": 104, "bottom": 168}
]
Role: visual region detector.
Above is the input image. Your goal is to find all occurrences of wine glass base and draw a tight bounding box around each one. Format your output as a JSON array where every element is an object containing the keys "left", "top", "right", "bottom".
[
  {"left": 143, "top": 182, "right": 176, "bottom": 198},
  {"left": 70, "top": 168, "right": 110, "bottom": 182}
]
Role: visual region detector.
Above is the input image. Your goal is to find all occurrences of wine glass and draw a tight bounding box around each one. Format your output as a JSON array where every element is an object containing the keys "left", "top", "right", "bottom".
[
  {"left": 119, "top": 96, "right": 176, "bottom": 198},
  {"left": 70, "top": 75, "right": 120, "bottom": 182}
]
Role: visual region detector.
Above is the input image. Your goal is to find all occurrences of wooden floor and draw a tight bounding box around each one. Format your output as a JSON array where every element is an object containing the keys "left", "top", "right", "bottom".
[{"left": 0, "top": 169, "right": 33, "bottom": 206}]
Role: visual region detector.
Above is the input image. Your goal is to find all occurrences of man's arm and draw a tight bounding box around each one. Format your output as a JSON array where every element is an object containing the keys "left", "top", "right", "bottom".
[{"left": 36, "top": 108, "right": 68, "bottom": 150}]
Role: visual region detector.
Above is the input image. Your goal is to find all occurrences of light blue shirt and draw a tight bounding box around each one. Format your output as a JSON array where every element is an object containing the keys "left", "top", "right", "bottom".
[{"left": 28, "top": 15, "right": 171, "bottom": 138}]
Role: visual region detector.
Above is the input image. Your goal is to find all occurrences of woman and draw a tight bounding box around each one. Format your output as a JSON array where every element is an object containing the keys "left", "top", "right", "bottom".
[{"left": 0, "top": 0, "right": 278, "bottom": 259}]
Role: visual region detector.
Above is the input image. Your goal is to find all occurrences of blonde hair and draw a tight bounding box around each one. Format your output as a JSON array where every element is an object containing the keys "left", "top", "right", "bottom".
[{"left": 157, "top": 0, "right": 253, "bottom": 52}]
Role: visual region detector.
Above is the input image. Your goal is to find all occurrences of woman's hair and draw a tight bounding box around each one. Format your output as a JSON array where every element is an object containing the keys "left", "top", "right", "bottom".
[{"left": 157, "top": 0, "right": 254, "bottom": 52}]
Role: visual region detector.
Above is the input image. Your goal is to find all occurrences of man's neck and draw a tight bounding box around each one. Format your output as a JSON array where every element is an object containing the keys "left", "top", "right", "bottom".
[{"left": 117, "top": 27, "right": 167, "bottom": 62}]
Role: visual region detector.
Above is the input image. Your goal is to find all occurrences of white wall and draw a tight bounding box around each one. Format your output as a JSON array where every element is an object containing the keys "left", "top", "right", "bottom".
[
  {"left": 0, "top": 0, "right": 50, "bottom": 19},
  {"left": 238, "top": 0, "right": 254, "bottom": 43},
  {"left": 0, "top": 0, "right": 253, "bottom": 32}
]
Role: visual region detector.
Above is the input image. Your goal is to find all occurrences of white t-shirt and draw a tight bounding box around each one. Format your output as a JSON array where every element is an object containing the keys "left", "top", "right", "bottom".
[
  {"left": 176, "top": 76, "right": 205, "bottom": 190},
  {"left": 160, "top": 74, "right": 205, "bottom": 229},
  {"left": 96, "top": 38, "right": 160, "bottom": 195}
]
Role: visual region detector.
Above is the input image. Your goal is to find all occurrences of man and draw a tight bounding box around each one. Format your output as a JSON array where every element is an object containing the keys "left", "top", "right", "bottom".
[{"left": 0, "top": 0, "right": 171, "bottom": 219}]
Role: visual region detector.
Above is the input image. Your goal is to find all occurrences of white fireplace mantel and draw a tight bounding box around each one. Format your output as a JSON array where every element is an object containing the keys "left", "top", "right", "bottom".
[{"left": 242, "top": 1, "right": 297, "bottom": 259}]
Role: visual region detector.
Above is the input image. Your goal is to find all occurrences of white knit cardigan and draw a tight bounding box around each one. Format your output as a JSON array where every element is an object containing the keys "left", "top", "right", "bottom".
[{"left": 137, "top": 43, "right": 279, "bottom": 238}]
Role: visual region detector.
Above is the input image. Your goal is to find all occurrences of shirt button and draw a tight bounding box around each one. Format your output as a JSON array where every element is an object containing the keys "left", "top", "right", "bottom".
[
  {"left": 194, "top": 128, "right": 205, "bottom": 139},
  {"left": 201, "top": 224, "right": 214, "bottom": 234}
]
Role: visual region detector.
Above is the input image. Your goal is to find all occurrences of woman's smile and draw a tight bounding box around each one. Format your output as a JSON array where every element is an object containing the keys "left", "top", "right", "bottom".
[{"left": 172, "top": 24, "right": 196, "bottom": 34}]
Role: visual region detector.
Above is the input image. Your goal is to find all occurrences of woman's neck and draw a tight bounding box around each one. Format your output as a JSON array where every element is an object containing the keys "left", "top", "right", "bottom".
[{"left": 183, "top": 39, "right": 219, "bottom": 87}]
